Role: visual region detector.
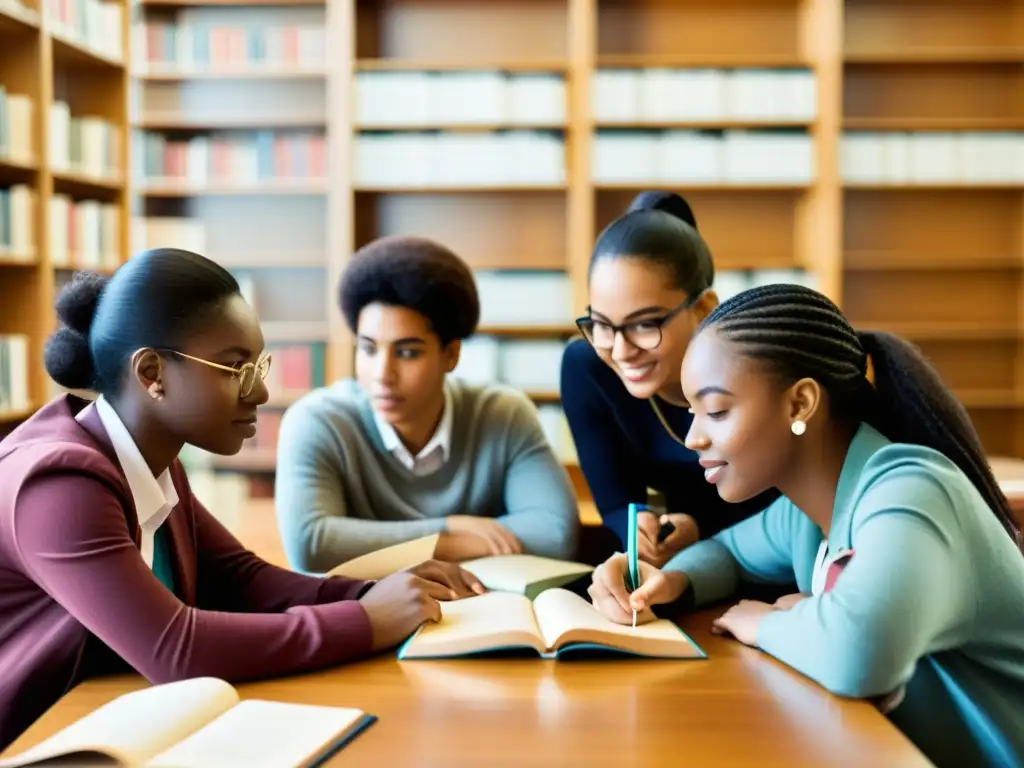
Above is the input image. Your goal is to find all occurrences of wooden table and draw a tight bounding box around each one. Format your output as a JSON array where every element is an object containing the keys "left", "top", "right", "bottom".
[
  {"left": 2, "top": 499, "right": 934, "bottom": 766},
  {"left": 4, "top": 611, "right": 930, "bottom": 767}
]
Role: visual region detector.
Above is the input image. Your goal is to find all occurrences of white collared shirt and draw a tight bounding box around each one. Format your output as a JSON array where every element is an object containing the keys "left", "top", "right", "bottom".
[
  {"left": 78, "top": 396, "right": 179, "bottom": 568},
  {"left": 372, "top": 386, "right": 453, "bottom": 476}
]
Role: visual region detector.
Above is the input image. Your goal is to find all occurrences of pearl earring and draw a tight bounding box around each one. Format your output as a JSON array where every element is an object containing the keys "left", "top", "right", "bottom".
[
  {"left": 791, "top": 420, "right": 806, "bottom": 436},
  {"left": 148, "top": 383, "right": 164, "bottom": 400}
]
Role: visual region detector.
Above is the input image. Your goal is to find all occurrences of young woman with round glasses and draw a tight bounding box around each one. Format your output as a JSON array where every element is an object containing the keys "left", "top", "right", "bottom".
[
  {"left": 562, "top": 191, "right": 779, "bottom": 566},
  {"left": 0, "top": 248, "right": 483, "bottom": 752}
]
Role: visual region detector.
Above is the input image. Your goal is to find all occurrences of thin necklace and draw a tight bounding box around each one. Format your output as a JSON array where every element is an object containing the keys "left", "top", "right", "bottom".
[{"left": 650, "top": 396, "right": 687, "bottom": 446}]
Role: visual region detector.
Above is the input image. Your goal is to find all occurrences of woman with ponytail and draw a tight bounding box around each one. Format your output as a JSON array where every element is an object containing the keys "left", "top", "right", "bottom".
[
  {"left": 589, "top": 283, "right": 1024, "bottom": 768},
  {"left": 0, "top": 250, "right": 482, "bottom": 752},
  {"left": 562, "top": 190, "right": 777, "bottom": 566}
]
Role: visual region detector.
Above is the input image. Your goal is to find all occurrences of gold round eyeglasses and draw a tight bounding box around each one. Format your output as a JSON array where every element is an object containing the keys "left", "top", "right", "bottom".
[{"left": 162, "top": 350, "right": 272, "bottom": 399}]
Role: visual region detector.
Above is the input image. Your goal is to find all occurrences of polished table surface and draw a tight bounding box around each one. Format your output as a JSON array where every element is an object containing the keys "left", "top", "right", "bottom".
[
  {"left": 2, "top": 498, "right": 935, "bottom": 767},
  {"left": 4, "top": 612, "right": 931, "bottom": 766}
]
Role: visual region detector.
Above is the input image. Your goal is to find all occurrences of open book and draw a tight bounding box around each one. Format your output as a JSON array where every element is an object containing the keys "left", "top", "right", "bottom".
[
  {"left": 327, "top": 534, "right": 439, "bottom": 580},
  {"left": 460, "top": 554, "right": 593, "bottom": 599},
  {"left": 0, "top": 678, "right": 376, "bottom": 768},
  {"left": 397, "top": 588, "right": 706, "bottom": 661}
]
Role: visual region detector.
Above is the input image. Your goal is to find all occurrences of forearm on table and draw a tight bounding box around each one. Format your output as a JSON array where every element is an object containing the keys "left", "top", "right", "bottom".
[{"left": 293, "top": 514, "right": 447, "bottom": 574}]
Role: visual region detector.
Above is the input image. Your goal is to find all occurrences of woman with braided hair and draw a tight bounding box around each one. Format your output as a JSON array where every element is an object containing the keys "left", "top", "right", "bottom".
[{"left": 588, "top": 283, "right": 1024, "bottom": 768}]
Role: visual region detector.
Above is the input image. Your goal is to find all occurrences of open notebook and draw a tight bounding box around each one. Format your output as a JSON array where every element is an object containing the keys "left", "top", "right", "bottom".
[
  {"left": 397, "top": 588, "right": 706, "bottom": 661},
  {"left": 327, "top": 534, "right": 439, "bottom": 580},
  {"left": 460, "top": 554, "right": 593, "bottom": 599},
  {"left": 0, "top": 678, "right": 376, "bottom": 768}
]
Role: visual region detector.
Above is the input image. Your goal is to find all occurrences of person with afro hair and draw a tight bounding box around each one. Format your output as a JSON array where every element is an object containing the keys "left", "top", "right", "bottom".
[{"left": 275, "top": 235, "right": 579, "bottom": 573}]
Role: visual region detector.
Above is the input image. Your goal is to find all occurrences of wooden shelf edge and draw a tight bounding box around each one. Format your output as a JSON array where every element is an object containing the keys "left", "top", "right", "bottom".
[
  {"left": 356, "top": 122, "right": 567, "bottom": 133},
  {"left": 844, "top": 253, "right": 1023, "bottom": 272},
  {"left": 844, "top": 48, "right": 1024, "bottom": 65},
  {"left": 136, "top": 115, "right": 326, "bottom": 130},
  {"left": 51, "top": 170, "right": 125, "bottom": 193},
  {"left": 353, "top": 184, "right": 567, "bottom": 194},
  {"left": 852, "top": 322, "right": 1020, "bottom": 341},
  {"left": 49, "top": 31, "right": 125, "bottom": 69},
  {"left": 141, "top": 184, "right": 327, "bottom": 197},
  {"left": 843, "top": 117, "right": 1024, "bottom": 132},
  {"left": 0, "top": 0, "right": 39, "bottom": 31},
  {"left": 595, "top": 119, "right": 813, "bottom": 130},
  {"left": 0, "top": 254, "right": 39, "bottom": 267},
  {"left": 596, "top": 53, "right": 812, "bottom": 69},
  {"left": 138, "top": 69, "right": 327, "bottom": 81},
  {"left": 595, "top": 182, "right": 811, "bottom": 192},
  {"left": 0, "top": 154, "right": 37, "bottom": 172},
  {"left": 844, "top": 182, "right": 1023, "bottom": 191},
  {"left": 475, "top": 325, "right": 578, "bottom": 338},
  {"left": 0, "top": 405, "right": 35, "bottom": 423},
  {"left": 355, "top": 59, "right": 567, "bottom": 73}
]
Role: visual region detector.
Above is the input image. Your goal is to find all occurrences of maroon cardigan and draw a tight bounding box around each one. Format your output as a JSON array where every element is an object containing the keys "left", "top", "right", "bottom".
[{"left": 0, "top": 396, "right": 374, "bottom": 752}]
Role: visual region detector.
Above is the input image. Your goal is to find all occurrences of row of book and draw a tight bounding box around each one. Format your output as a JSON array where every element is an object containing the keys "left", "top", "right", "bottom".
[
  {"left": 355, "top": 132, "right": 565, "bottom": 187},
  {"left": 0, "top": 87, "right": 33, "bottom": 165},
  {"left": 136, "top": 22, "right": 326, "bottom": 73},
  {"left": 50, "top": 195, "right": 121, "bottom": 271},
  {"left": 593, "top": 130, "right": 814, "bottom": 185},
  {"left": 0, "top": 185, "right": 35, "bottom": 259},
  {"left": 137, "top": 130, "right": 327, "bottom": 187},
  {"left": 0, "top": 335, "right": 29, "bottom": 416},
  {"left": 842, "top": 132, "right": 1024, "bottom": 184},
  {"left": 714, "top": 268, "right": 819, "bottom": 303},
  {"left": 355, "top": 72, "right": 565, "bottom": 127},
  {"left": 455, "top": 338, "right": 566, "bottom": 393},
  {"left": 46, "top": 0, "right": 123, "bottom": 62},
  {"left": 50, "top": 102, "right": 122, "bottom": 181},
  {"left": 594, "top": 68, "right": 817, "bottom": 124},
  {"left": 475, "top": 271, "right": 574, "bottom": 327}
]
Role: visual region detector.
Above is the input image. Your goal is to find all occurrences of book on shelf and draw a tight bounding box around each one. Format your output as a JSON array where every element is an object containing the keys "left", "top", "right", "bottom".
[
  {"left": 592, "top": 67, "right": 816, "bottom": 123},
  {"left": 354, "top": 131, "right": 565, "bottom": 188},
  {"left": 45, "top": 0, "right": 123, "bottom": 61},
  {"left": 592, "top": 129, "right": 814, "bottom": 185},
  {"left": 0, "top": 87, "right": 33, "bottom": 165},
  {"left": 0, "top": 335, "right": 29, "bottom": 415},
  {"left": 138, "top": 22, "right": 326, "bottom": 73},
  {"left": 132, "top": 216, "right": 207, "bottom": 256},
  {"left": 49, "top": 195, "right": 121, "bottom": 270},
  {"left": 0, "top": 677, "right": 376, "bottom": 768},
  {"left": 49, "top": 102, "right": 122, "bottom": 181},
  {"left": 842, "top": 131, "right": 1024, "bottom": 185},
  {"left": 0, "top": 185, "right": 35, "bottom": 259},
  {"left": 355, "top": 70, "right": 565, "bottom": 126},
  {"left": 398, "top": 588, "right": 706, "bottom": 661},
  {"left": 138, "top": 130, "right": 326, "bottom": 188}
]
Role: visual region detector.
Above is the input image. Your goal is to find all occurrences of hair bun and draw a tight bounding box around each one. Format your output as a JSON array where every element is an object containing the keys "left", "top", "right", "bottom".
[
  {"left": 626, "top": 190, "right": 698, "bottom": 230},
  {"left": 55, "top": 271, "right": 108, "bottom": 335},
  {"left": 43, "top": 271, "right": 107, "bottom": 391}
]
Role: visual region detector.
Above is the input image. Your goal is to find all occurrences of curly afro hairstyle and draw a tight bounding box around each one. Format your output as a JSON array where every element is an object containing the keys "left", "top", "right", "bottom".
[{"left": 339, "top": 235, "right": 480, "bottom": 346}]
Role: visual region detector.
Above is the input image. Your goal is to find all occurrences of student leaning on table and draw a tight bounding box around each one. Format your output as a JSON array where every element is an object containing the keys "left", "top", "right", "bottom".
[
  {"left": 589, "top": 284, "right": 1024, "bottom": 768},
  {"left": 274, "top": 235, "right": 579, "bottom": 574},
  {"left": 0, "top": 250, "right": 485, "bottom": 753},
  {"left": 561, "top": 190, "right": 777, "bottom": 566}
]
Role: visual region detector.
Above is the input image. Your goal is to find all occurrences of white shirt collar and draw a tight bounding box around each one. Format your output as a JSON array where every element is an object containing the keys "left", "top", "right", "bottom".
[
  {"left": 372, "top": 385, "right": 453, "bottom": 475},
  {"left": 84, "top": 395, "right": 179, "bottom": 529}
]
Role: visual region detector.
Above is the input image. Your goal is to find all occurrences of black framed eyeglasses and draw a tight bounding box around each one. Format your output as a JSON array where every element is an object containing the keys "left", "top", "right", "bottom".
[
  {"left": 576, "top": 295, "right": 699, "bottom": 352},
  {"left": 160, "top": 350, "right": 272, "bottom": 399}
]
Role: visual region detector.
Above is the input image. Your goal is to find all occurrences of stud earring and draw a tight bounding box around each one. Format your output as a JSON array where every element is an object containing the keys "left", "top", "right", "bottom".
[
  {"left": 791, "top": 420, "right": 806, "bottom": 436},
  {"left": 148, "top": 383, "right": 164, "bottom": 401}
]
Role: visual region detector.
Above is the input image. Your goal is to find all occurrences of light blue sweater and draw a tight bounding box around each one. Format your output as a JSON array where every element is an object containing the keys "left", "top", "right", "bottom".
[
  {"left": 274, "top": 378, "right": 580, "bottom": 573},
  {"left": 665, "top": 423, "right": 1024, "bottom": 768}
]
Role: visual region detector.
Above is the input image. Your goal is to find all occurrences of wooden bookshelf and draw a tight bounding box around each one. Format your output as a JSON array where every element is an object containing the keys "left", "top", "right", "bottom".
[
  {"left": 840, "top": 0, "right": 1024, "bottom": 456},
  {"left": 0, "top": 0, "right": 129, "bottom": 433},
  {"left": 6, "top": 0, "right": 1024, "bottom": 471}
]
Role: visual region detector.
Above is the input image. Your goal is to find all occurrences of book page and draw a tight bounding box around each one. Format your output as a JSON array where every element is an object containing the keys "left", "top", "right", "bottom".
[
  {"left": 0, "top": 678, "right": 238, "bottom": 768},
  {"left": 532, "top": 589, "right": 704, "bottom": 659},
  {"left": 399, "top": 591, "right": 546, "bottom": 659},
  {"left": 461, "top": 554, "right": 593, "bottom": 597},
  {"left": 327, "top": 534, "right": 439, "bottom": 580},
  {"left": 149, "top": 700, "right": 366, "bottom": 768}
]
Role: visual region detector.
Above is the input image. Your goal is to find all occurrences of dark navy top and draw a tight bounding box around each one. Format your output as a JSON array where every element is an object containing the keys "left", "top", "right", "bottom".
[{"left": 560, "top": 338, "right": 778, "bottom": 548}]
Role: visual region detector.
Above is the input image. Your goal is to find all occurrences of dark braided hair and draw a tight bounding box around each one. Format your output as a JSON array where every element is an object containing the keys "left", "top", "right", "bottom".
[{"left": 699, "top": 283, "right": 1022, "bottom": 549}]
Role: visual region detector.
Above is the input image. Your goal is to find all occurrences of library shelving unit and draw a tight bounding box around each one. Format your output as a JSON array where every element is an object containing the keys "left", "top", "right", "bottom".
[
  {"left": 0, "top": 0, "right": 129, "bottom": 437},
  {"left": 840, "top": 0, "right": 1024, "bottom": 456}
]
